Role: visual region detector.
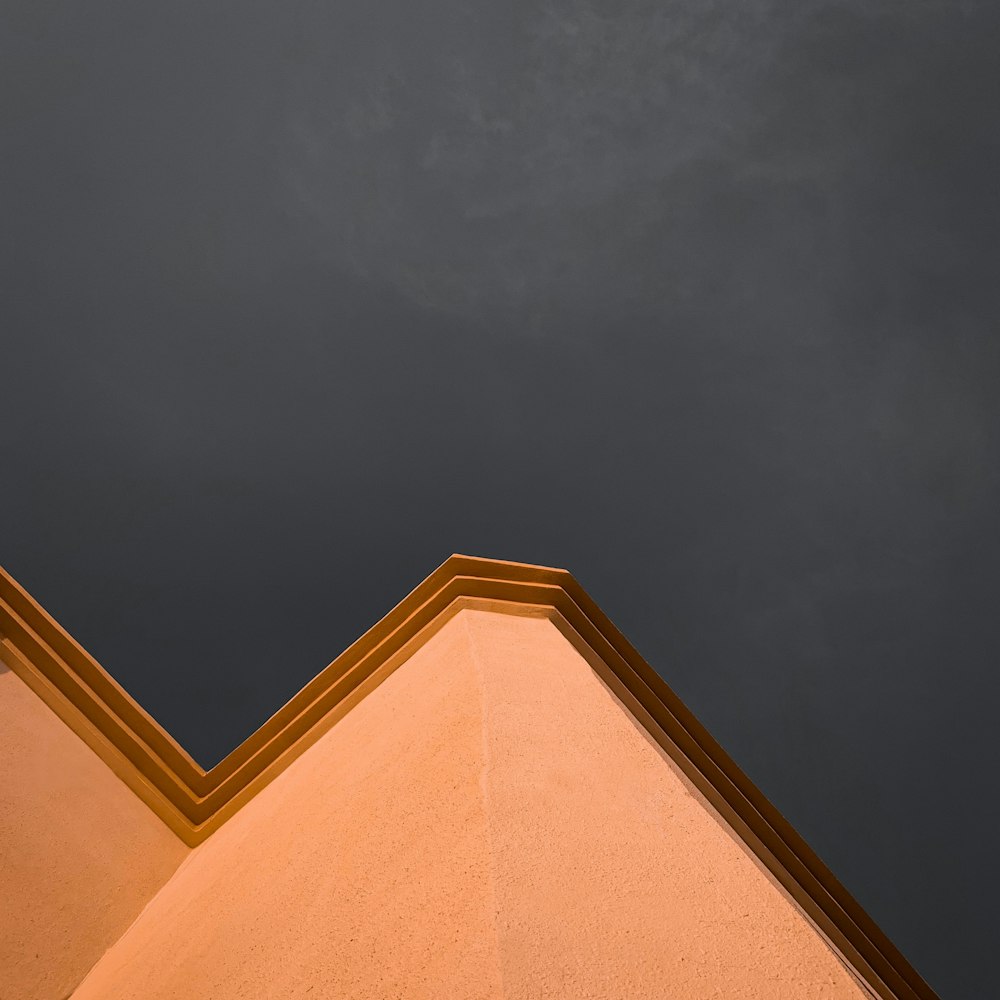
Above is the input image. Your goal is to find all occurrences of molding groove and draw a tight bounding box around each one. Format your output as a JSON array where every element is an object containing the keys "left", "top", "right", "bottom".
[{"left": 0, "top": 555, "right": 937, "bottom": 1000}]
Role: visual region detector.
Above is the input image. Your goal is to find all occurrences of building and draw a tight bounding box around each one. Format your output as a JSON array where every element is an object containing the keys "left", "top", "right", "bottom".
[{"left": 1, "top": 556, "right": 936, "bottom": 999}]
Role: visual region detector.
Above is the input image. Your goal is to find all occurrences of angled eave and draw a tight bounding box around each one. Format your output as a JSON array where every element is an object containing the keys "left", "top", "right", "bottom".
[{"left": 0, "top": 555, "right": 938, "bottom": 1000}]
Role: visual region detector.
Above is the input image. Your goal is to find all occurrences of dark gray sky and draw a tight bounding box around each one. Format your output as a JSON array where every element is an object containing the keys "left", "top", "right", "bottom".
[{"left": 3, "top": 2, "right": 998, "bottom": 996}]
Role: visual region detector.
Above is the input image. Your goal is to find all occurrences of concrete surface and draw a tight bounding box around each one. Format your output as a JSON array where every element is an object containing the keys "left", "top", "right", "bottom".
[
  {"left": 70, "top": 610, "right": 872, "bottom": 999},
  {"left": 0, "top": 664, "right": 188, "bottom": 1000}
]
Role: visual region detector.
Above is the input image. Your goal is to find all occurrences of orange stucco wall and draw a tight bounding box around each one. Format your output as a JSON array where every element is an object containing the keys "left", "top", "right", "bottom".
[
  {"left": 0, "top": 663, "right": 189, "bottom": 1000},
  {"left": 71, "top": 610, "right": 873, "bottom": 999}
]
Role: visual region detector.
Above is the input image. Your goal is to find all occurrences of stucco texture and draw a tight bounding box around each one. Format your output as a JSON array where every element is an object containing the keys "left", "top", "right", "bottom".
[
  {"left": 0, "top": 663, "right": 188, "bottom": 1000},
  {"left": 69, "top": 609, "right": 872, "bottom": 999}
]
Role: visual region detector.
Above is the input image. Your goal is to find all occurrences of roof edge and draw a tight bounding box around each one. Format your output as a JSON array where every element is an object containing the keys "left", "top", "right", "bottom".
[{"left": 0, "top": 556, "right": 938, "bottom": 1000}]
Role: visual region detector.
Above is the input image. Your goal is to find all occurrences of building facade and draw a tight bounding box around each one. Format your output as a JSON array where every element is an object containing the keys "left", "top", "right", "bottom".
[{"left": 0, "top": 557, "right": 936, "bottom": 999}]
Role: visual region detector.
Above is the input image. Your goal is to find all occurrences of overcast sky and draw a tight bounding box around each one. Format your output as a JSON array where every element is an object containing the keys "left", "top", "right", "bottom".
[{"left": 3, "top": 2, "right": 998, "bottom": 996}]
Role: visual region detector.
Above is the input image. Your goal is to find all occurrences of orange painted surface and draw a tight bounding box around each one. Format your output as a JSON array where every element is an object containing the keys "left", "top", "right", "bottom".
[
  {"left": 72, "top": 611, "right": 504, "bottom": 999},
  {"left": 0, "top": 663, "right": 188, "bottom": 1000},
  {"left": 72, "top": 611, "right": 871, "bottom": 999}
]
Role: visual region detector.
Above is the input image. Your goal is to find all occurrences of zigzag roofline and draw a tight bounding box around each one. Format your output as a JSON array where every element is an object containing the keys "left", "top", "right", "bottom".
[{"left": 0, "top": 555, "right": 936, "bottom": 1000}]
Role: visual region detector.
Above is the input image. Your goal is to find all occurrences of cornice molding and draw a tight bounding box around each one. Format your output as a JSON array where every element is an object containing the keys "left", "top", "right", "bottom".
[{"left": 0, "top": 555, "right": 937, "bottom": 1000}]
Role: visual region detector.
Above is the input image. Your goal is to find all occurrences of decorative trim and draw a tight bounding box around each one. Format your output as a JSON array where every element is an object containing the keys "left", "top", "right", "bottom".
[{"left": 0, "top": 556, "right": 937, "bottom": 1000}]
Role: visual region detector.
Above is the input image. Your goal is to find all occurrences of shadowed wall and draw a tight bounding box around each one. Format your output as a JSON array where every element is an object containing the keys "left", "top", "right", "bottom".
[{"left": 0, "top": 665, "right": 188, "bottom": 1000}]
